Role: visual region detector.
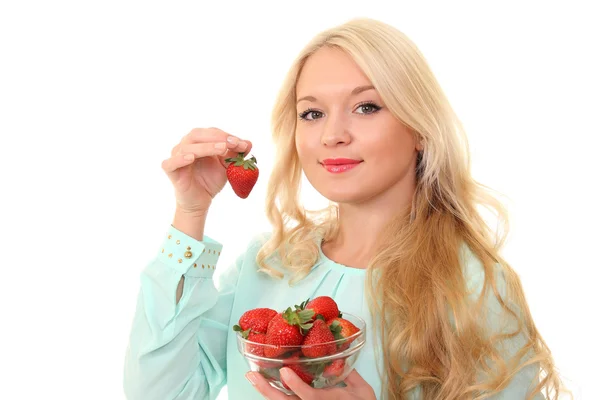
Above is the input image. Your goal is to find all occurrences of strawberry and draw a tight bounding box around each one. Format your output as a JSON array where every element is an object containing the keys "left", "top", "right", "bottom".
[
  {"left": 304, "top": 296, "right": 340, "bottom": 322},
  {"left": 323, "top": 359, "right": 345, "bottom": 378},
  {"left": 301, "top": 319, "right": 337, "bottom": 358},
  {"left": 224, "top": 152, "right": 259, "bottom": 199},
  {"left": 327, "top": 317, "right": 360, "bottom": 351},
  {"left": 264, "top": 307, "right": 314, "bottom": 358},
  {"left": 245, "top": 331, "right": 267, "bottom": 357},
  {"left": 232, "top": 307, "right": 277, "bottom": 334},
  {"left": 281, "top": 353, "right": 314, "bottom": 389},
  {"left": 234, "top": 327, "right": 279, "bottom": 369}
]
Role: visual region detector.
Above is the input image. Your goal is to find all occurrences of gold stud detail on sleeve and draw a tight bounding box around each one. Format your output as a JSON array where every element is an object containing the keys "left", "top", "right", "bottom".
[
  {"left": 193, "top": 263, "right": 197, "bottom": 268},
  {"left": 178, "top": 259, "right": 182, "bottom": 263},
  {"left": 218, "top": 251, "right": 221, "bottom": 255},
  {"left": 168, "top": 235, "right": 172, "bottom": 239},
  {"left": 176, "top": 239, "right": 180, "bottom": 244},
  {"left": 202, "top": 264, "right": 205, "bottom": 269},
  {"left": 161, "top": 249, "right": 164, "bottom": 253},
  {"left": 187, "top": 246, "right": 191, "bottom": 250},
  {"left": 168, "top": 253, "right": 173, "bottom": 258},
  {"left": 202, "top": 249, "right": 205, "bottom": 254},
  {"left": 184, "top": 251, "right": 193, "bottom": 259}
]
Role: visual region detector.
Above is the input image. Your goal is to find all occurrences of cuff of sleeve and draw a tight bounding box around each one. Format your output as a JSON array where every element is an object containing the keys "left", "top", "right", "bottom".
[{"left": 157, "top": 225, "right": 224, "bottom": 278}]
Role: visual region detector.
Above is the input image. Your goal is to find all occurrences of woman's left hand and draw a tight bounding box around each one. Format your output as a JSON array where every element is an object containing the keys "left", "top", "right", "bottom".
[{"left": 246, "top": 368, "right": 377, "bottom": 399}]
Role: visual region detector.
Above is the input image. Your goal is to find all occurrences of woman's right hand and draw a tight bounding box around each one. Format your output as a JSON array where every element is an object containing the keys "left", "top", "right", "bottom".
[{"left": 161, "top": 127, "right": 252, "bottom": 213}]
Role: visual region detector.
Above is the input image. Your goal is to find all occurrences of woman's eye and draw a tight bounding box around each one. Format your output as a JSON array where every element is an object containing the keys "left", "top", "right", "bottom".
[
  {"left": 299, "top": 109, "right": 324, "bottom": 121},
  {"left": 299, "top": 103, "right": 380, "bottom": 121},
  {"left": 355, "top": 103, "right": 382, "bottom": 114}
]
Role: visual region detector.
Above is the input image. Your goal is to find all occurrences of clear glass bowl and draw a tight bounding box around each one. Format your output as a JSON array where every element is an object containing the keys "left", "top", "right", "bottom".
[{"left": 236, "top": 312, "right": 366, "bottom": 395}]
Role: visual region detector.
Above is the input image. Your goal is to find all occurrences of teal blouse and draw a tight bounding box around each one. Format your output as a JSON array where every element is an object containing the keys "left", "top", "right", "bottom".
[{"left": 123, "top": 225, "right": 543, "bottom": 399}]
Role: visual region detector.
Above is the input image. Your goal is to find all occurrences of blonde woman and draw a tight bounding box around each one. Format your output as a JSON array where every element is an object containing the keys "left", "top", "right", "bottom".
[{"left": 123, "top": 17, "right": 567, "bottom": 400}]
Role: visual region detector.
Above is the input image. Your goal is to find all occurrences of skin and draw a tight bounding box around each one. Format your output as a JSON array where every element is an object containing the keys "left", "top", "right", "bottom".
[
  {"left": 247, "top": 368, "right": 376, "bottom": 400},
  {"left": 248, "top": 46, "right": 423, "bottom": 400},
  {"left": 295, "top": 46, "right": 422, "bottom": 270}
]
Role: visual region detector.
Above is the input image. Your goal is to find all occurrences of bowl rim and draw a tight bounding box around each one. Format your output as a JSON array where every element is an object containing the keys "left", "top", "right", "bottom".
[
  {"left": 235, "top": 311, "right": 366, "bottom": 356},
  {"left": 243, "top": 335, "right": 366, "bottom": 364}
]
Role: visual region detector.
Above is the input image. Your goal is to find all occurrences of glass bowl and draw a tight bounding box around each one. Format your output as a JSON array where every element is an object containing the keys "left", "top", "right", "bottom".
[{"left": 236, "top": 312, "right": 366, "bottom": 395}]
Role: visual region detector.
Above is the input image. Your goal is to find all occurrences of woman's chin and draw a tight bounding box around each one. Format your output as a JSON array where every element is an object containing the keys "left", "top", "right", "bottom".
[{"left": 318, "top": 188, "right": 372, "bottom": 204}]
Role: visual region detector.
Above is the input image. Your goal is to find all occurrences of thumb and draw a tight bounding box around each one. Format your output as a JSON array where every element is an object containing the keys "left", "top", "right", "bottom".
[{"left": 343, "top": 368, "right": 369, "bottom": 387}]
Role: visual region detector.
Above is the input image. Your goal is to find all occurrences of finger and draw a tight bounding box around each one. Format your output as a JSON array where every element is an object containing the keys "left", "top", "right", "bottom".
[
  {"left": 170, "top": 128, "right": 231, "bottom": 157},
  {"left": 161, "top": 152, "right": 197, "bottom": 175},
  {"left": 184, "top": 127, "right": 248, "bottom": 147},
  {"left": 246, "top": 372, "right": 299, "bottom": 400},
  {"left": 161, "top": 143, "right": 227, "bottom": 176},
  {"left": 343, "top": 368, "right": 369, "bottom": 388},
  {"left": 185, "top": 127, "right": 229, "bottom": 145},
  {"left": 177, "top": 142, "right": 230, "bottom": 159},
  {"left": 221, "top": 140, "right": 252, "bottom": 159},
  {"left": 279, "top": 368, "right": 316, "bottom": 399}
]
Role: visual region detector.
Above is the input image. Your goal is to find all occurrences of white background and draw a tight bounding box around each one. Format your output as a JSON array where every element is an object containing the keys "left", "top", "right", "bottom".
[{"left": 0, "top": 1, "right": 597, "bottom": 399}]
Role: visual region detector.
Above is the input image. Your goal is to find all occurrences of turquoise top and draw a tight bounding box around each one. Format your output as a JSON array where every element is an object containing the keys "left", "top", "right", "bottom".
[{"left": 123, "top": 225, "right": 543, "bottom": 399}]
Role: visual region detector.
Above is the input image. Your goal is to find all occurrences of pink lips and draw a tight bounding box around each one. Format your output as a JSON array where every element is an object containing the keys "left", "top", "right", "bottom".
[{"left": 321, "top": 158, "right": 363, "bottom": 174}]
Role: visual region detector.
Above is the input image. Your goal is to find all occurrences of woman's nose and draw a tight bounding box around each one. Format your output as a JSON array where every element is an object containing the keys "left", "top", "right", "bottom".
[{"left": 320, "top": 113, "right": 351, "bottom": 146}]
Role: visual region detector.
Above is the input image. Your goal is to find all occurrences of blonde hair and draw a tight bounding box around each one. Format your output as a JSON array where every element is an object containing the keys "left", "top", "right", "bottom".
[{"left": 256, "top": 17, "right": 568, "bottom": 400}]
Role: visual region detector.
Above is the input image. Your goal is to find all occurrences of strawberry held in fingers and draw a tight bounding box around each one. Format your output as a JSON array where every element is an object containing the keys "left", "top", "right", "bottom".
[{"left": 225, "top": 152, "right": 259, "bottom": 199}]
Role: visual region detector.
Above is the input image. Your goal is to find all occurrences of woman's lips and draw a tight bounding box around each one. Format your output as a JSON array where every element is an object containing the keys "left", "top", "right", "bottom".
[{"left": 321, "top": 159, "right": 362, "bottom": 174}]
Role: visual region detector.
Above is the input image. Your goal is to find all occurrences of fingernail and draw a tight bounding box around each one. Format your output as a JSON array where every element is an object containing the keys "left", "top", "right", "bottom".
[
  {"left": 239, "top": 142, "right": 248, "bottom": 150},
  {"left": 215, "top": 142, "right": 226, "bottom": 149},
  {"left": 280, "top": 368, "right": 290, "bottom": 380},
  {"left": 227, "top": 136, "right": 239, "bottom": 144},
  {"left": 183, "top": 154, "right": 194, "bottom": 161},
  {"left": 246, "top": 372, "right": 257, "bottom": 386}
]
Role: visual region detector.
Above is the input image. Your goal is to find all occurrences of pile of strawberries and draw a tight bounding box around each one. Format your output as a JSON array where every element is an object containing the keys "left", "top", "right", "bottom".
[{"left": 233, "top": 296, "right": 360, "bottom": 388}]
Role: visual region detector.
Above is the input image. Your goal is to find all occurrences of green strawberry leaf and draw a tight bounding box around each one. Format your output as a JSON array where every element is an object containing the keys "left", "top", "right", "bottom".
[
  {"left": 305, "top": 361, "right": 329, "bottom": 376},
  {"left": 329, "top": 320, "right": 344, "bottom": 341}
]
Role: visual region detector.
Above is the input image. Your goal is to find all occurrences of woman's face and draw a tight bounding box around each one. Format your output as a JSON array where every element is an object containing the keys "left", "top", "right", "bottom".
[{"left": 295, "top": 46, "right": 422, "bottom": 204}]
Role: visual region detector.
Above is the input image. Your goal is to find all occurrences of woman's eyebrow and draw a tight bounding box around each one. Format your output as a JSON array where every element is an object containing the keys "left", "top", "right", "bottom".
[{"left": 296, "top": 85, "right": 375, "bottom": 105}]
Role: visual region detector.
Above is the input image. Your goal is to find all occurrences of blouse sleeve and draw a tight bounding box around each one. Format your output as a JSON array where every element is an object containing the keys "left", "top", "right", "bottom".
[{"left": 123, "top": 224, "right": 242, "bottom": 400}]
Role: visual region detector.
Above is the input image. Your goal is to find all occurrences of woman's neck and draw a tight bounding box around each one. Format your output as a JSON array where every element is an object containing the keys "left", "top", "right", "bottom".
[{"left": 322, "top": 177, "right": 416, "bottom": 268}]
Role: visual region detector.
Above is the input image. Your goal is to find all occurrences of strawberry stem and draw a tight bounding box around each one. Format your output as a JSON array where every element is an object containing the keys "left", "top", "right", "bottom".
[
  {"left": 282, "top": 306, "right": 315, "bottom": 335},
  {"left": 224, "top": 153, "right": 258, "bottom": 171}
]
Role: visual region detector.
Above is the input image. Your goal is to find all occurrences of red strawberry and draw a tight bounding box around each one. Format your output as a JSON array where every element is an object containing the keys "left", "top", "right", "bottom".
[
  {"left": 281, "top": 353, "right": 314, "bottom": 389},
  {"left": 301, "top": 319, "right": 337, "bottom": 358},
  {"left": 245, "top": 331, "right": 266, "bottom": 357},
  {"left": 235, "top": 329, "right": 279, "bottom": 369},
  {"left": 232, "top": 308, "right": 277, "bottom": 334},
  {"left": 304, "top": 296, "right": 340, "bottom": 322},
  {"left": 323, "top": 359, "right": 345, "bottom": 378},
  {"left": 264, "top": 307, "right": 314, "bottom": 358},
  {"left": 225, "top": 152, "right": 259, "bottom": 199},
  {"left": 327, "top": 317, "right": 360, "bottom": 351}
]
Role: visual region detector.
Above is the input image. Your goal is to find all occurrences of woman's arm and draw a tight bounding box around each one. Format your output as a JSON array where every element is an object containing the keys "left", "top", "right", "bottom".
[{"left": 123, "top": 224, "right": 242, "bottom": 400}]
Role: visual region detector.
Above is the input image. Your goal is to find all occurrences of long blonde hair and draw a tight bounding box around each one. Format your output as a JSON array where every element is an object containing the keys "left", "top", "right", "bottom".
[{"left": 256, "top": 17, "right": 567, "bottom": 400}]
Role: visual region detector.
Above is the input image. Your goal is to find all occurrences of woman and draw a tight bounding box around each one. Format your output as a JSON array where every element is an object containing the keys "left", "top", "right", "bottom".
[{"left": 123, "top": 18, "right": 566, "bottom": 399}]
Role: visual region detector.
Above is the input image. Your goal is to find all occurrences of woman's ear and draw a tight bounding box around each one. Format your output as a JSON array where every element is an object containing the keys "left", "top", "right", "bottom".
[
  {"left": 416, "top": 138, "right": 424, "bottom": 152},
  {"left": 411, "top": 129, "right": 424, "bottom": 152}
]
